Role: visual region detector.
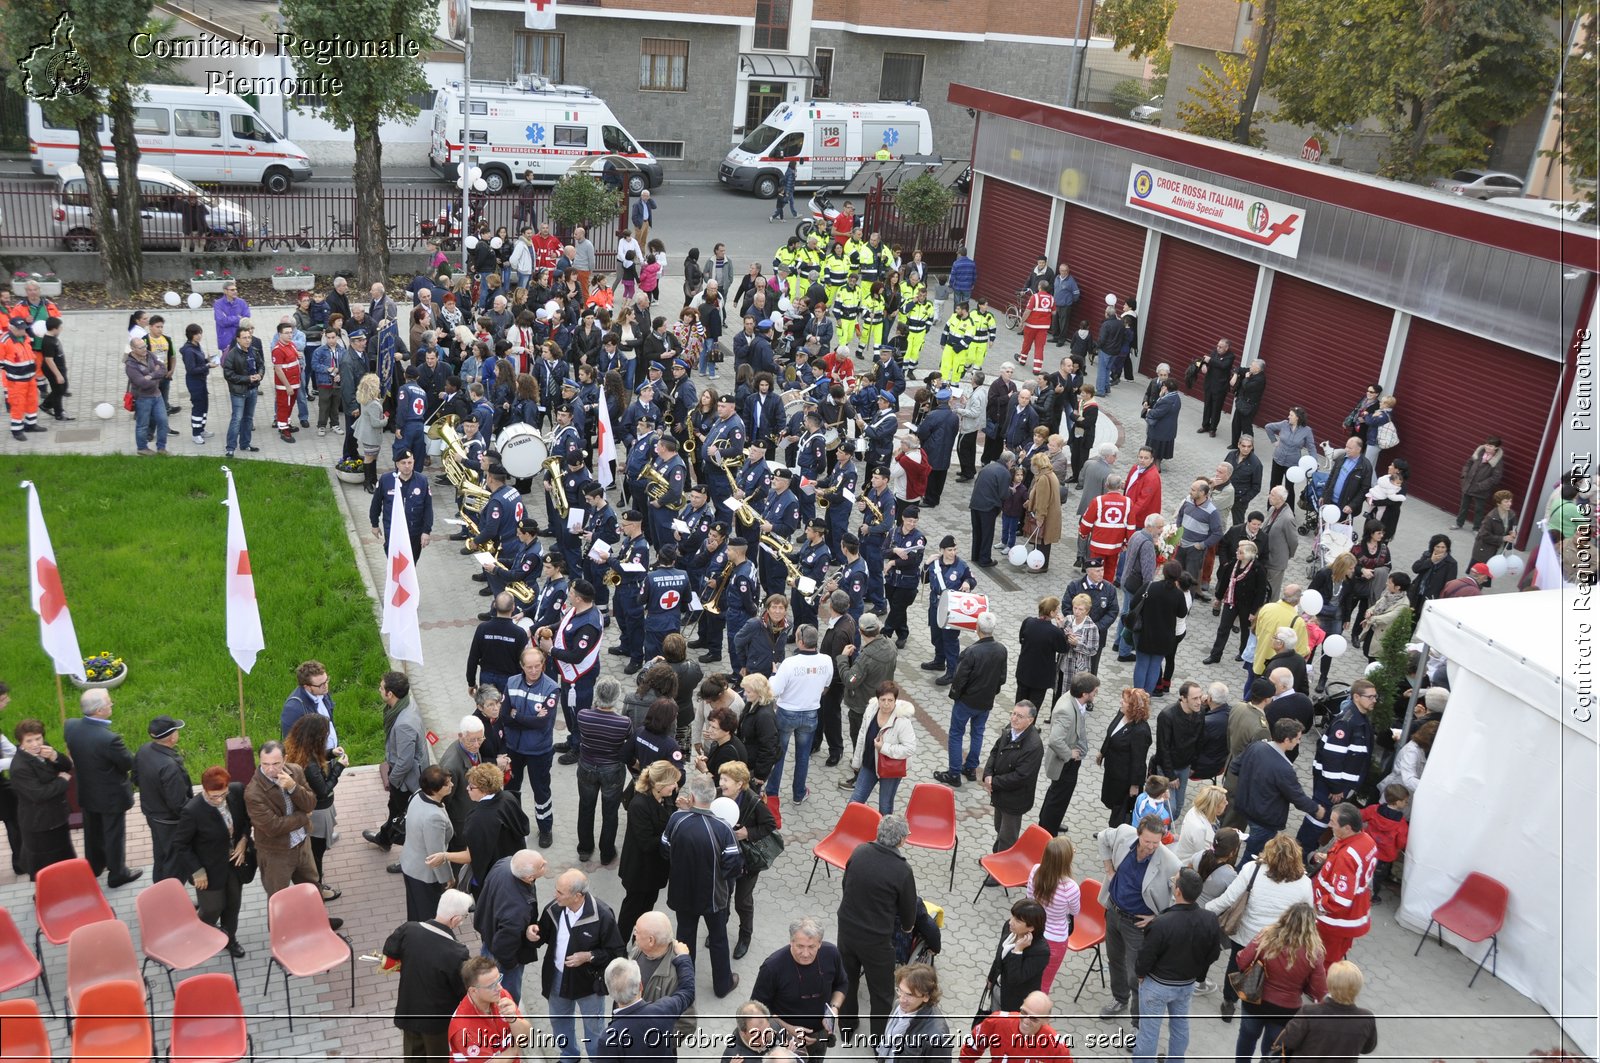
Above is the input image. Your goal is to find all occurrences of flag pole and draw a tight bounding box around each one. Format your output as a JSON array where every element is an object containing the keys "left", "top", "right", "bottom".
[
  {"left": 237, "top": 665, "right": 247, "bottom": 737},
  {"left": 54, "top": 673, "right": 66, "bottom": 728}
]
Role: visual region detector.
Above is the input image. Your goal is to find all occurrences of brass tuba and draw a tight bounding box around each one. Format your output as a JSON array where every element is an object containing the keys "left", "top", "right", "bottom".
[
  {"left": 541, "top": 456, "right": 568, "bottom": 519},
  {"left": 639, "top": 463, "right": 671, "bottom": 503}
]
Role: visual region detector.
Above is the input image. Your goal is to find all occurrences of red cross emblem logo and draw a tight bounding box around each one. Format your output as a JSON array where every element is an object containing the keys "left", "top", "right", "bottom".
[
  {"left": 660, "top": 590, "right": 680, "bottom": 610},
  {"left": 412, "top": 397, "right": 425, "bottom": 416}
]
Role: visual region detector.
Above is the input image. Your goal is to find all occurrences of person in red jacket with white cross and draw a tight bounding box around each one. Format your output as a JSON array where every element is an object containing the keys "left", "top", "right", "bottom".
[
  {"left": 1077, "top": 472, "right": 1134, "bottom": 580},
  {"left": 1310, "top": 802, "right": 1379, "bottom": 963},
  {"left": 270, "top": 321, "right": 302, "bottom": 443},
  {"left": 1022, "top": 280, "right": 1055, "bottom": 373}
]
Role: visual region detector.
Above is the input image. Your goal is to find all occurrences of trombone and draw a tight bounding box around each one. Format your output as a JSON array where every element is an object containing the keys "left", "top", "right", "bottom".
[
  {"left": 702, "top": 559, "right": 735, "bottom": 616},
  {"left": 760, "top": 533, "right": 803, "bottom": 587}
]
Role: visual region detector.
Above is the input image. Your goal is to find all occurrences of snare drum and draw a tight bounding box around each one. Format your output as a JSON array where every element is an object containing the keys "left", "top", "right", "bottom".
[{"left": 937, "top": 591, "right": 990, "bottom": 632}]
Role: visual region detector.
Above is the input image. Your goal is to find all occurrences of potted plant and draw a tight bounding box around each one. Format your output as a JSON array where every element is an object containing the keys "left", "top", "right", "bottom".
[
  {"left": 190, "top": 269, "right": 232, "bottom": 295},
  {"left": 72, "top": 651, "right": 128, "bottom": 690},
  {"left": 334, "top": 456, "right": 366, "bottom": 484},
  {"left": 12, "top": 271, "right": 63, "bottom": 297},
  {"left": 271, "top": 264, "right": 316, "bottom": 291}
]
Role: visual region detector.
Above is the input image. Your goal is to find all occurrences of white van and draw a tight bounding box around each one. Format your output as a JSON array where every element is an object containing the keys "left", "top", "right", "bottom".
[
  {"left": 719, "top": 101, "right": 933, "bottom": 197},
  {"left": 29, "top": 85, "right": 313, "bottom": 193},
  {"left": 430, "top": 77, "right": 663, "bottom": 195}
]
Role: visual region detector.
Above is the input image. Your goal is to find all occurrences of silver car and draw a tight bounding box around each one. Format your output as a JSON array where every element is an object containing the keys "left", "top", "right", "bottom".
[
  {"left": 52, "top": 162, "right": 255, "bottom": 252},
  {"left": 1130, "top": 96, "right": 1164, "bottom": 124},
  {"left": 1431, "top": 169, "right": 1525, "bottom": 200}
]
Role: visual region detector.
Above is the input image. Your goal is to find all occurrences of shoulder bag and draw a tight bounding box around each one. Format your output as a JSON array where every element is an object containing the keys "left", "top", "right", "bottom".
[
  {"left": 877, "top": 748, "right": 909, "bottom": 778},
  {"left": 1217, "top": 861, "right": 1262, "bottom": 937},
  {"left": 1229, "top": 956, "right": 1267, "bottom": 1004},
  {"left": 740, "top": 829, "right": 785, "bottom": 873},
  {"left": 1376, "top": 418, "right": 1400, "bottom": 449},
  {"left": 970, "top": 952, "right": 1002, "bottom": 1029}
]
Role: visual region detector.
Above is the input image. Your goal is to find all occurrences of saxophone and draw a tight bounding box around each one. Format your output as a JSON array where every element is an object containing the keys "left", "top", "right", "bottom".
[
  {"left": 859, "top": 491, "right": 883, "bottom": 524},
  {"left": 507, "top": 581, "right": 537, "bottom": 604}
]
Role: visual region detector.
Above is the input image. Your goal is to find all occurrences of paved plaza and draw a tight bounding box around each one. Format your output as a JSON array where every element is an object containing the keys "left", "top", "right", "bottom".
[{"left": 0, "top": 227, "right": 1583, "bottom": 1058}]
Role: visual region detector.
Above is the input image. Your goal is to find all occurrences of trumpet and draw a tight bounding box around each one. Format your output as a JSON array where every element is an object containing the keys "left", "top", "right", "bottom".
[
  {"left": 702, "top": 559, "right": 735, "bottom": 616},
  {"left": 639, "top": 463, "right": 671, "bottom": 503},
  {"left": 809, "top": 564, "right": 844, "bottom": 608},
  {"left": 541, "top": 456, "right": 568, "bottom": 519},
  {"left": 604, "top": 569, "right": 622, "bottom": 589}
]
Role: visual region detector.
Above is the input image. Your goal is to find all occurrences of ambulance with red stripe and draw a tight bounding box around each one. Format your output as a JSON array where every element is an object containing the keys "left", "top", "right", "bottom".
[
  {"left": 28, "top": 85, "right": 312, "bottom": 194},
  {"left": 719, "top": 101, "right": 931, "bottom": 198},
  {"left": 430, "top": 77, "right": 663, "bottom": 195}
]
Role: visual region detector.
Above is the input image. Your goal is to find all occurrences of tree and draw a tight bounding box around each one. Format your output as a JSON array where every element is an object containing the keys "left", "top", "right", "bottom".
[
  {"left": 1550, "top": 3, "right": 1597, "bottom": 221},
  {"left": 3, "top": 2, "right": 166, "bottom": 295},
  {"left": 548, "top": 173, "right": 623, "bottom": 234},
  {"left": 1233, "top": 0, "right": 1277, "bottom": 145},
  {"left": 1095, "top": 0, "right": 1178, "bottom": 60},
  {"left": 1178, "top": 41, "right": 1266, "bottom": 146},
  {"left": 893, "top": 173, "right": 957, "bottom": 232},
  {"left": 1367, "top": 605, "right": 1415, "bottom": 740},
  {"left": 279, "top": 0, "right": 438, "bottom": 285}
]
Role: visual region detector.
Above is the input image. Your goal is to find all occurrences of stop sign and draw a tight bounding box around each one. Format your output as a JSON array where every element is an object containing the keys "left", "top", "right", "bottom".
[{"left": 1301, "top": 136, "right": 1323, "bottom": 163}]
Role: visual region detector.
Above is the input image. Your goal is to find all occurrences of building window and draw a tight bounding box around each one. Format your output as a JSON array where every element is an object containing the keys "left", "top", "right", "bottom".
[
  {"left": 640, "top": 38, "right": 689, "bottom": 92},
  {"left": 754, "top": 0, "right": 790, "bottom": 51},
  {"left": 515, "top": 31, "right": 565, "bottom": 81},
  {"left": 813, "top": 47, "right": 833, "bottom": 99},
  {"left": 640, "top": 139, "right": 684, "bottom": 160},
  {"left": 879, "top": 53, "right": 924, "bottom": 102}
]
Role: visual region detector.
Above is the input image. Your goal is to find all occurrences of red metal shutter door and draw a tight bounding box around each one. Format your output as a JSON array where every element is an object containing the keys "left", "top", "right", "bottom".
[
  {"left": 1253, "top": 274, "right": 1391, "bottom": 452},
  {"left": 1393, "top": 319, "right": 1563, "bottom": 511},
  {"left": 1141, "top": 236, "right": 1258, "bottom": 379},
  {"left": 970, "top": 180, "right": 1052, "bottom": 306},
  {"left": 1058, "top": 205, "right": 1145, "bottom": 332}
]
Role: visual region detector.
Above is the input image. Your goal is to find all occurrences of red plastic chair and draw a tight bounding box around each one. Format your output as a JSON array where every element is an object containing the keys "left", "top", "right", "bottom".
[
  {"left": 0, "top": 905, "right": 51, "bottom": 1011},
  {"left": 70, "top": 978, "right": 153, "bottom": 1063},
  {"left": 904, "top": 783, "right": 960, "bottom": 890},
  {"left": 32, "top": 857, "right": 115, "bottom": 971},
  {"left": 0, "top": 998, "right": 53, "bottom": 1063},
  {"left": 170, "top": 972, "right": 253, "bottom": 1063},
  {"left": 1068, "top": 878, "right": 1108, "bottom": 1001},
  {"left": 137, "top": 876, "right": 236, "bottom": 993},
  {"left": 974, "top": 824, "right": 1053, "bottom": 903},
  {"left": 806, "top": 802, "right": 883, "bottom": 893},
  {"left": 265, "top": 882, "right": 354, "bottom": 1030},
  {"left": 67, "top": 919, "right": 149, "bottom": 1031},
  {"left": 1413, "top": 871, "right": 1509, "bottom": 987}
]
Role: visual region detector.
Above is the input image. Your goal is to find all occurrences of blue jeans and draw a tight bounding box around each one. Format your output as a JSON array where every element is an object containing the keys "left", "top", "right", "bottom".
[
  {"left": 849, "top": 760, "right": 903, "bottom": 814},
  {"left": 1000, "top": 515, "right": 1021, "bottom": 549},
  {"left": 483, "top": 943, "right": 525, "bottom": 1003},
  {"left": 1241, "top": 820, "right": 1277, "bottom": 865},
  {"left": 1115, "top": 586, "right": 1138, "bottom": 655},
  {"left": 947, "top": 701, "right": 989, "bottom": 774},
  {"left": 1097, "top": 351, "right": 1113, "bottom": 396},
  {"left": 226, "top": 391, "right": 257, "bottom": 451},
  {"left": 772, "top": 187, "right": 796, "bottom": 219},
  {"left": 1167, "top": 767, "right": 1193, "bottom": 823},
  {"left": 1134, "top": 977, "right": 1194, "bottom": 1063},
  {"left": 1235, "top": 1010, "right": 1290, "bottom": 1063},
  {"left": 766, "top": 708, "right": 818, "bottom": 799},
  {"left": 548, "top": 991, "right": 606, "bottom": 1063},
  {"left": 1133, "top": 652, "right": 1164, "bottom": 692},
  {"left": 134, "top": 395, "right": 169, "bottom": 451}
]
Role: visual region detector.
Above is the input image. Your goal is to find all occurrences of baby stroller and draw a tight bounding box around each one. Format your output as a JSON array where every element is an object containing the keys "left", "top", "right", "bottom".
[
  {"left": 1310, "top": 680, "right": 1351, "bottom": 735},
  {"left": 1297, "top": 442, "right": 1341, "bottom": 534},
  {"left": 894, "top": 899, "right": 945, "bottom": 966}
]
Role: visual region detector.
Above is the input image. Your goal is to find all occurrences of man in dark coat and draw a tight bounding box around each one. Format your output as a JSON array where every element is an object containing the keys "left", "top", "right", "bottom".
[
  {"left": 914, "top": 388, "right": 959, "bottom": 507},
  {"left": 63, "top": 689, "right": 141, "bottom": 886},
  {"left": 1321, "top": 436, "right": 1375, "bottom": 520},
  {"left": 1149, "top": 684, "right": 1207, "bottom": 817},
  {"left": 1195, "top": 339, "right": 1235, "bottom": 436},
  {"left": 969, "top": 451, "right": 1015, "bottom": 568},
  {"left": 599, "top": 942, "right": 695, "bottom": 1063},
  {"left": 132, "top": 715, "right": 193, "bottom": 883},
  {"left": 383, "top": 887, "right": 472, "bottom": 1063},
  {"left": 661, "top": 771, "right": 743, "bottom": 999},
  {"left": 936, "top": 612, "right": 1009, "bottom": 785},
  {"left": 459, "top": 763, "right": 531, "bottom": 895},
  {"left": 836, "top": 813, "right": 920, "bottom": 1040},
  {"left": 982, "top": 700, "right": 1045, "bottom": 860},
  {"left": 536, "top": 869, "right": 626, "bottom": 1063},
  {"left": 1228, "top": 359, "right": 1266, "bottom": 450},
  {"left": 474, "top": 849, "right": 548, "bottom": 1002},
  {"left": 1224, "top": 434, "right": 1265, "bottom": 526}
]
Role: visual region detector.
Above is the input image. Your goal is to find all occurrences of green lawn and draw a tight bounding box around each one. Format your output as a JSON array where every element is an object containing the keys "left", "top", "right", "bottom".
[{"left": 0, "top": 455, "right": 390, "bottom": 769}]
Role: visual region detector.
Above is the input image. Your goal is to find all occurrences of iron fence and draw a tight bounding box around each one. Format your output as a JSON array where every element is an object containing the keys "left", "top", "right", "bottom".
[
  {"left": 862, "top": 179, "right": 969, "bottom": 272},
  {"left": 0, "top": 184, "right": 624, "bottom": 269}
]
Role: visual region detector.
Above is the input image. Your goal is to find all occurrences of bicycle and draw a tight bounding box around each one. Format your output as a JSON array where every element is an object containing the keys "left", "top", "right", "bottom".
[
  {"left": 256, "top": 222, "right": 315, "bottom": 252},
  {"left": 323, "top": 213, "right": 395, "bottom": 250},
  {"left": 1001, "top": 288, "right": 1028, "bottom": 334}
]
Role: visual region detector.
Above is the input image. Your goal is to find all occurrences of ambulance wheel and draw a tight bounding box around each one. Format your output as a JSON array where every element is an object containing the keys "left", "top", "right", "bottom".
[
  {"left": 483, "top": 168, "right": 511, "bottom": 195},
  {"left": 628, "top": 172, "right": 647, "bottom": 195},
  {"left": 262, "top": 167, "right": 292, "bottom": 195},
  {"left": 754, "top": 173, "right": 779, "bottom": 199}
]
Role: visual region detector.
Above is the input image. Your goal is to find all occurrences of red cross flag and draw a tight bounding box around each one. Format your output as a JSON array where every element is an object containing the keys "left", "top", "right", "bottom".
[
  {"left": 526, "top": 0, "right": 557, "bottom": 31},
  {"left": 381, "top": 486, "right": 425, "bottom": 665},
  {"left": 596, "top": 381, "right": 617, "bottom": 488},
  {"left": 22, "top": 481, "right": 86, "bottom": 681},
  {"left": 222, "top": 467, "right": 266, "bottom": 674}
]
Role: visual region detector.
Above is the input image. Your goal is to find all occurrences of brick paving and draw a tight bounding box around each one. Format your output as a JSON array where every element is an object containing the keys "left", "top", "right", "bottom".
[{"left": 1, "top": 254, "right": 1580, "bottom": 1059}]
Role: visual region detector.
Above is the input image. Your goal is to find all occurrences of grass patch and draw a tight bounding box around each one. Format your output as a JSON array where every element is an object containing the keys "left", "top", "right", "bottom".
[{"left": 0, "top": 455, "right": 389, "bottom": 768}]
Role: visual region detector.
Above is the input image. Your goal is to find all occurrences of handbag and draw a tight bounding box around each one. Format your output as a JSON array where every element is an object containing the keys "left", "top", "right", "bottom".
[
  {"left": 1120, "top": 582, "right": 1151, "bottom": 631},
  {"left": 123, "top": 388, "right": 135, "bottom": 412},
  {"left": 876, "top": 750, "right": 908, "bottom": 779},
  {"left": 1376, "top": 419, "right": 1399, "bottom": 449},
  {"left": 1228, "top": 959, "right": 1267, "bottom": 1004},
  {"left": 1217, "top": 862, "right": 1262, "bottom": 937},
  {"left": 235, "top": 842, "right": 258, "bottom": 885},
  {"left": 739, "top": 829, "right": 785, "bottom": 873},
  {"left": 970, "top": 955, "right": 1001, "bottom": 1029}
]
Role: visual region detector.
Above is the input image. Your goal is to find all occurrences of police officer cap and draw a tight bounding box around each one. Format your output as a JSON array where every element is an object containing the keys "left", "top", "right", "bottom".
[
  {"left": 728, "top": 535, "right": 750, "bottom": 548},
  {"left": 808, "top": 518, "right": 829, "bottom": 531},
  {"left": 582, "top": 482, "right": 605, "bottom": 498},
  {"left": 637, "top": 381, "right": 655, "bottom": 395},
  {"left": 657, "top": 544, "right": 679, "bottom": 565},
  {"left": 936, "top": 387, "right": 952, "bottom": 400},
  {"left": 878, "top": 345, "right": 896, "bottom": 354},
  {"left": 939, "top": 534, "right": 957, "bottom": 549},
  {"left": 1086, "top": 556, "right": 1105, "bottom": 568},
  {"left": 561, "top": 378, "right": 578, "bottom": 390},
  {"left": 770, "top": 465, "right": 792, "bottom": 480},
  {"left": 348, "top": 328, "right": 369, "bottom": 339},
  {"left": 518, "top": 518, "right": 541, "bottom": 535},
  {"left": 646, "top": 361, "right": 664, "bottom": 373},
  {"left": 756, "top": 318, "right": 774, "bottom": 330},
  {"left": 877, "top": 391, "right": 894, "bottom": 404},
  {"left": 672, "top": 358, "right": 689, "bottom": 371},
  {"left": 622, "top": 509, "right": 644, "bottom": 523}
]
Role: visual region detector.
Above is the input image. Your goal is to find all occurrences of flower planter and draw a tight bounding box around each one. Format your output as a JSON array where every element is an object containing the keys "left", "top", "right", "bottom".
[
  {"left": 71, "top": 667, "right": 128, "bottom": 691},
  {"left": 335, "top": 468, "right": 366, "bottom": 484},
  {"left": 271, "top": 275, "right": 315, "bottom": 291},
  {"left": 190, "top": 279, "right": 230, "bottom": 295},
  {"left": 12, "top": 280, "right": 62, "bottom": 297}
]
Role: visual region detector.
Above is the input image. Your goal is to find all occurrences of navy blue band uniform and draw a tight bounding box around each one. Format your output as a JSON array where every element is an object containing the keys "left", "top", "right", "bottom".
[
  {"left": 882, "top": 526, "right": 927, "bottom": 641},
  {"left": 924, "top": 554, "right": 977, "bottom": 679},
  {"left": 643, "top": 563, "right": 691, "bottom": 659},
  {"left": 723, "top": 557, "right": 761, "bottom": 673},
  {"left": 610, "top": 532, "right": 652, "bottom": 666}
]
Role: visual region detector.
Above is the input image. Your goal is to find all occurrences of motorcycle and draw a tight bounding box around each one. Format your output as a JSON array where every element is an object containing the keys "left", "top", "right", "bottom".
[{"left": 795, "top": 189, "right": 841, "bottom": 241}]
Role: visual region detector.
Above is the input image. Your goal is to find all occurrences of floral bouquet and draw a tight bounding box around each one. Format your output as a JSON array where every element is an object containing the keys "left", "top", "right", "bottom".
[
  {"left": 1156, "top": 522, "right": 1182, "bottom": 561},
  {"left": 83, "top": 651, "right": 126, "bottom": 682}
]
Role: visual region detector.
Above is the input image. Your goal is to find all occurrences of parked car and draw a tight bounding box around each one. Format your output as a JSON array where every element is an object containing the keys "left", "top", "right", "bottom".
[
  {"left": 51, "top": 163, "right": 255, "bottom": 252},
  {"left": 1130, "top": 96, "right": 1164, "bottom": 124},
  {"left": 1431, "top": 169, "right": 1525, "bottom": 200}
]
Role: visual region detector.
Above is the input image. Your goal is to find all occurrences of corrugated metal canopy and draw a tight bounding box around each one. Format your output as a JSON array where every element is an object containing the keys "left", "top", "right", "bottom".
[{"left": 739, "top": 53, "right": 818, "bottom": 80}]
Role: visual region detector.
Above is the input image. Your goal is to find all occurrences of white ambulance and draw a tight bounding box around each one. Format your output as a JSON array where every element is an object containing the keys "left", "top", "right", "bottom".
[
  {"left": 719, "top": 101, "right": 932, "bottom": 198},
  {"left": 430, "top": 77, "right": 664, "bottom": 195},
  {"left": 28, "top": 84, "right": 313, "bottom": 193}
]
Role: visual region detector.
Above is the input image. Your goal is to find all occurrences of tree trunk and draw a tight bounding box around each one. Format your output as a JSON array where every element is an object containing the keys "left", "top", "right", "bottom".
[
  {"left": 72, "top": 116, "right": 136, "bottom": 297},
  {"left": 1233, "top": 0, "right": 1277, "bottom": 145},
  {"left": 353, "top": 118, "right": 389, "bottom": 285},
  {"left": 105, "top": 88, "right": 144, "bottom": 295}
]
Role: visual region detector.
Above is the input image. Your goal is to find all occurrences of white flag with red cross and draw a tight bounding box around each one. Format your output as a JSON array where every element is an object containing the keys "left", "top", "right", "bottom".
[
  {"left": 23, "top": 481, "right": 86, "bottom": 680},
  {"left": 526, "top": 0, "right": 557, "bottom": 30},
  {"left": 223, "top": 467, "right": 266, "bottom": 674},
  {"left": 381, "top": 487, "right": 425, "bottom": 665},
  {"left": 596, "top": 384, "right": 617, "bottom": 488}
]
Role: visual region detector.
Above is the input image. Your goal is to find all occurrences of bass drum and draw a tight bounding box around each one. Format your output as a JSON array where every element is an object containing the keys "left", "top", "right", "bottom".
[
  {"left": 496, "top": 424, "right": 548, "bottom": 479},
  {"left": 936, "top": 591, "right": 990, "bottom": 633}
]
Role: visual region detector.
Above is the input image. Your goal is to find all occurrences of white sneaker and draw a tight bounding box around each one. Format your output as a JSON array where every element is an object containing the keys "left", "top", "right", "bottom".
[
  {"left": 193, "top": 435, "right": 206, "bottom": 446},
  {"left": 318, "top": 428, "right": 328, "bottom": 437},
  {"left": 1195, "top": 980, "right": 1215, "bottom": 994},
  {"left": 334, "top": 423, "right": 345, "bottom": 434}
]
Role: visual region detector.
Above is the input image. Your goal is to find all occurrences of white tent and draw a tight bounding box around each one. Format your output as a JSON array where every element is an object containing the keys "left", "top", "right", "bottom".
[{"left": 1403, "top": 589, "right": 1597, "bottom": 1058}]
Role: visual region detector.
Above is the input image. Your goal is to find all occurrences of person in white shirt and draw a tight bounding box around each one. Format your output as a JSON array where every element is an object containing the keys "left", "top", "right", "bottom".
[
  {"left": 763, "top": 625, "right": 835, "bottom": 804},
  {"left": 1170, "top": 784, "right": 1230, "bottom": 863}
]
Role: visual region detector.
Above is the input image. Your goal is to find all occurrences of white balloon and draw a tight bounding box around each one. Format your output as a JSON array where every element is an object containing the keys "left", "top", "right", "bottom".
[
  {"left": 163, "top": 290, "right": 181, "bottom": 307},
  {"left": 1320, "top": 504, "right": 1342, "bottom": 525},
  {"left": 708, "top": 797, "right": 740, "bottom": 827},
  {"left": 473, "top": 178, "right": 488, "bottom": 192},
  {"left": 1299, "top": 588, "right": 1324, "bottom": 616},
  {"left": 1008, "top": 544, "right": 1029, "bottom": 567},
  {"left": 1364, "top": 660, "right": 1384, "bottom": 676},
  {"left": 1285, "top": 465, "right": 1307, "bottom": 484},
  {"left": 1298, "top": 455, "right": 1318, "bottom": 472},
  {"left": 187, "top": 292, "right": 203, "bottom": 309},
  {"left": 31, "top": 321, "right": 46, "bottom": 337},
  {"left": 1027, "top": 549, "right": 1046, "bottom": 571},
  {"left": 464, "top": 235, "right": 479, "bottom": 250},
  {"left": 489, "top": 237, "right": 503, "bottom": 250},
  {"left": 93, "top": 401, "right": 116, "bottom": 420},
  {"left": 1323, "top": 634, "right": 1349, "bottom": 658},
  {"left": 1504, "top": 554, "right": 1525, "bottom": 576},
  {"left": 1104, "top": 292, "right": 1118, "bottom": 306},
  {"left": 1486, "top": 554, "right": 1509, "bottom": 579},
  {"left": 468, "top": 166, "right": 483, "bottom": 181}
]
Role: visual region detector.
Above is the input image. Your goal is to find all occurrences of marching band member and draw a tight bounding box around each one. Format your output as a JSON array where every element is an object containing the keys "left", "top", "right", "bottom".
[
  {"left": 620, "top": 381, "right": 659, "bottom": 442},
  {"left": 538, "top": 580, "right": 604, "bottom": 769},
  {"left": 858, "top": 467, "right": 895, "bottom": 612},
  {"left": 647, "top": 436, "right": 689, "bottom": 548},
  {"left": 466, "top": 462, "right": 522, "bottom": 560},
  {"left": 882, "top": 505, "right": 926, "bottom": 648},
  {"left": 833, "top": 533, "right": 870, "bottom": 621},
  {"left": 484, "top": 517, "right": 542, "bottom": 612},
  {"left": 557, "top": 379, "right": 586, "bottom": 439},
  {"left": 643, "top": 544, "right": 691, "bottom": 661},
  {"left": 922, "top": 535, "right": 978, "bottom": 685},
  {"left": 370, "top": 448, "right": 435, "bottom": 559},
  {"left": 665, "top": 359, "right": 697, "bottom": 439},
  {"left": 818, "top": 438, "right": 858, "bottom": 554},
  {"left": 702, "top": 395, "right": 748, "bottom": 510},
  {"left": 719, "top": 538, "right": 761, "bottom": 673},
  {"left": 874, "top": 345, "right": 905, "bottom": 400},
  {"left": 690, "top": 522, "right": 733, "bottom": 660},
  {"left": 860, "top": 391, "right": 898, "bottom": 472},
  {"left": 525, "top": 553, "right": 570, "bottom": 632},
  {"left": 674, "top": 483, "right": 717, "bottom": 565},
  {"left": 557, "top": 452, "right": 595, "bottom": 576},
  {"left": 578, "top": 482, "right": 619, "bottom": 614},
  {"left": 623, "top": 410, "right": 660, "bottom": 516},
  {"left": 757, "top": 466, "right": 802, "bottom": 595},
  {"left": 735, "top": 437, "right": 774, "bottom": 516},
  {"left": 794, "top": 409, "right": 828, "bottom": 528},
  {"left": 791, "top": 519, "right": 835, "bottom": 632},
  {"left": 744, "top": 372, "right": 784, "bottom": 445},
  {"left": 607, "top": 509, "right": 652, "bottom": 675}
]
